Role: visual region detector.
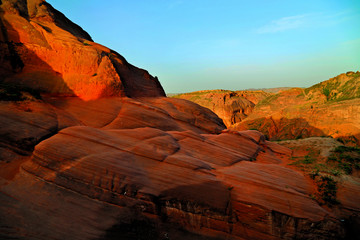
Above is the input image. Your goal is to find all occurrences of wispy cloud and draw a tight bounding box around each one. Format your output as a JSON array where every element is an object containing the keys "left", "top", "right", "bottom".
[
  {"left": 256, "top": 14, "right": 308, "bottom": 34},
  {"left": 256, "top": 11, "right": 351, "bottom": 34}
]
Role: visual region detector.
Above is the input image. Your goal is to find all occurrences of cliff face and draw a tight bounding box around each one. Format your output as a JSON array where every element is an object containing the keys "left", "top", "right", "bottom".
[
  {"left": 0, "top": 1, "right": 358, "bottom": 240},
  {"left": 0, "top": 0, "right": 165, "bottom": 100}
]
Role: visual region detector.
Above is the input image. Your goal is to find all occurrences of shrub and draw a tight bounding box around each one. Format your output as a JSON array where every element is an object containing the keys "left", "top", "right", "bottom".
[
  {"left": 303, "top": 155, "right": 314, "bottom": 164},
  {"left": 309, "top": 169, "right": 319, "bottom": 179},
  {"left": 323, "top": 87, "right": 330, "bottom": 98},
  {"left": 338, "top": 162, "right": 352, "bottom": 174},
  {"left": 317, "top": 176, "right": 338, "bottom": 204},
  {"left": 327, "top": 146, "right": 360, "bottom": 175}
]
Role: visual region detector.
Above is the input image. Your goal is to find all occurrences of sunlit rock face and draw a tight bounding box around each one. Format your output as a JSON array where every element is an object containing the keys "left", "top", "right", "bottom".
[
  {"left": 173, "top": 90, "right": 271, "bottom": 127},
  {"left": 0, "top": 1, "right": 358, "bottom": 240},
  {"left": 175, "top": 74, "right": 360, "bottom": 147},
  {"left": 230, "top": 74, "right": 360, "bottom": 145},
  {"left": 0, "top": 0, "right": 165, "bottom": 100}
]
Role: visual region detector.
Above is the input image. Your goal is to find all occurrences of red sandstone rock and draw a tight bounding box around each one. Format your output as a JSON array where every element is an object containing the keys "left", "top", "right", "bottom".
[
  {"left": 18, "top": 125, "right": 342, "bottom": 240},
  {"left": 0, "top": 0, "right": 165, "bottom": 100},
  {"left": 173, "top": 90, "right": 270, "bottom": 127},
  {"left": 0, "top": 1, "right": 358, "bottom": 240}
]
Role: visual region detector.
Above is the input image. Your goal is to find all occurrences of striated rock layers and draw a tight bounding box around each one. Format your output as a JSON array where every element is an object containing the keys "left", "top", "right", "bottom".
[
  {"left": 0, "top": 1, "right": 359, "bottom": 240},
  {"left": 0, "top": 97, "right": 350, "bottom": 240}
]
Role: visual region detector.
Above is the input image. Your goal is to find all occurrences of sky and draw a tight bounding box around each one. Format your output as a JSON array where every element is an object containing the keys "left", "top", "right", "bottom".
[{"left": 48, "top": 0, "right": 360, "bottom": 93}]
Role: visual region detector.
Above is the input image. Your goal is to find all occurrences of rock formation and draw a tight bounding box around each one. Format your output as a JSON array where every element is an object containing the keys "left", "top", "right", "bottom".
[
  {"left": 173, "top": 90, "right": 270, "bottom": 127},
  {"left": 175, "top": 73, "right": 360, "bottom": 146},
  {"left": 0, "top": 1, "right": 359, "bottom": 240},
  {"left": 0, "top": 0, "right": 165, "bottom": 100},
  {"left": 233, "top": 73, "right": 360, "bottom": 145}
]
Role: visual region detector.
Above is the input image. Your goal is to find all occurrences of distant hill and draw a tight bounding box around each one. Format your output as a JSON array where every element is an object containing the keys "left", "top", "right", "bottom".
[
  {"left": 234, "top": 71, "right": 360, "bottom": 145},
  {"left": 174, "top": 72, "right": 360, "bottom": 145},
  {"left": 167, "top": 87, "right": 294, "bottom": 96},
  {"left": 172, "top": 89, "right": 271, "bottom": 126},
  {"left": 305, "top": 71, "right": 360, "bottom": 102},
  {"left": 245, "top": 87, "right": 295, "bottom": 93}
]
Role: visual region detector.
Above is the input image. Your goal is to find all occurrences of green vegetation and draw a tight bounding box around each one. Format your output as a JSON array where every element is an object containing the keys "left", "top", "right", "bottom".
[
  {"left": 288, "top": 144, "right": 360, "bottom": 205},
  {"left": 0, "top": 82, "right": 41, "bottom": 101},
  {"left": 327, "top": 146, "right": 360, "bottom": 174},
  {"left": 290, "top": 145, "right": 359, "bottom": 177},
  {"left": 83, "top": 41, "right": 91, "bottom": 46},
  {"left": 305, "top": 72, "right": 360, "bottom": 102},
  {"left": 289, "top": 154, "right": 315, "bottom": 166},
  {"left": 322, "top": 87, "right": 330, "bottom": 99},
  {"left": 256, "top": 93, "right": 280, "bottom": 107},
  {"left": 189, "top": 95, "right": 201, "bottom": 101},
  {"left": 287, "top": 144, "right": 360, "bottom": 205},
  {"left": 291, "top": 156, "right": 339, "bottom": 205},
  {"left": 317, "top": 176, "right": 339, "bottom": 204},
  {"left": 334, "top": 145, "right": 360, "bottom": 153},
  {"left": 336, "top": 136, "right": 358, "bottom": 145}
]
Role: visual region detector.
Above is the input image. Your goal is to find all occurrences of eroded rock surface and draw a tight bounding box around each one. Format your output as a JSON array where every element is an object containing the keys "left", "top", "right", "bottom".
[{"left": 0, "top": 1, "right": 359, "bottom": 240}]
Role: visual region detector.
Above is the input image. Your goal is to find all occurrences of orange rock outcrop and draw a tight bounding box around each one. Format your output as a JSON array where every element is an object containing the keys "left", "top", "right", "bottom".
[{"left": 0, "top": 0, "right": 165, "bottom": 100}]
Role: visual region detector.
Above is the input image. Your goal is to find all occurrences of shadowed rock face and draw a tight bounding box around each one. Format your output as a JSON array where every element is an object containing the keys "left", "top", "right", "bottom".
[
  {"left": 0, "top": 1, "right": 358, "bottom": 240},
  {"left": 0, "top": 0, "right": 165, "bottom": 100}
]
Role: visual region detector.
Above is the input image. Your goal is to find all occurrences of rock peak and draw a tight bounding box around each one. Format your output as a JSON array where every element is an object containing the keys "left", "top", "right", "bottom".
[{"left": 0, "top": 0, "right": 165, "bottom": 100}]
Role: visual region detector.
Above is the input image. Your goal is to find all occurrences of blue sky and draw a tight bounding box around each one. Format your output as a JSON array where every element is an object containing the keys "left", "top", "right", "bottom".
[{"left": 48, "top": 0, "right": 360, "bottom": 93}]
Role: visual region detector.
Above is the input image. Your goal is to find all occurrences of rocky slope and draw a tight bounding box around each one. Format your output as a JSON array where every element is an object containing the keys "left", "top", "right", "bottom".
[
  {"left": 233, "top": 72, "right": 360, "bottom": 145},
  {"left": 0, "top": 1, "right": 359, "bottom": 240},
  {"left": 173, "top": 90, "right": 270, "bottom": 127},
  {"left": 174, "top": 73, "right": 360, "bottom": 146}
]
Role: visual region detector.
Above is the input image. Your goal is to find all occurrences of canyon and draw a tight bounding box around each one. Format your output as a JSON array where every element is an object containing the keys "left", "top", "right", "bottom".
[
  {"left": 174, "top": 72, "right": 360, "bottom": 146},
  {"left": 0, "top": 1, "right": 359, "bottom": 240}
]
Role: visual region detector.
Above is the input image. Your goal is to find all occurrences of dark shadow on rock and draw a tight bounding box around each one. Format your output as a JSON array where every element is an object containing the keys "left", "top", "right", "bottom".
[
  {"left": 336, "top": 133, "right": 360, "bottom": 147},
  {"left": 108, "top": 49, "right": 166, "bottom": 98},
  {"left": 240, "top": 117, "right": 326, "bottom": 141},
  {"left": 343, "top": 214, "right": 360, "bottom": 240},
  {"left": 158, "top": 180, "right": 231, "bottom": 214},
  {"left": 102, "top": 215, "right": 225, "bottom": 240},
  {"left": 102, "top": 217, "right": 160, "bottom": 240},
  {"left": 0, "top": 6, "right": 76, "bottom": 155},
  {"left": 0, "top": 11, "right": 74, "bottom": 96},
  {"left": 101, "top": 204, "right": 226, "bottom": 240}
]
